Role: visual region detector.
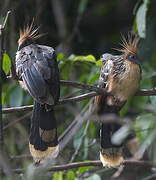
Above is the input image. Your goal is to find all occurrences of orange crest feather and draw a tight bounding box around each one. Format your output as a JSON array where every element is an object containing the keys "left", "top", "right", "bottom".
[
  {"left": 116, "top": 33, "right": 140, "bottom": 55},
  {"left": 18, "top": 20, "right": 42, "bottom": 45}
]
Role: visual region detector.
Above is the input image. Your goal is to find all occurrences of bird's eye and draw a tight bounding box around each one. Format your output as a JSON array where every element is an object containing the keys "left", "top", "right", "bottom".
[{"left": 127, "top": 54, "right": 136, "bottom": 60}]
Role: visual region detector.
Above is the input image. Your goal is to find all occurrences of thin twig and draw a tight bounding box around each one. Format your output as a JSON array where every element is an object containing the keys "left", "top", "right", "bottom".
[
  {"left": 3, "top": 112, "right": 31, "bottom": 130},
  {"left": 60, "top": 80, "right": 104, "bottom": 94},
  {"left": 69, "top": 120, "right": 90, "bottom": 163},
  {"left": 2, "top": 11, "right": 11, "bottom": 28},
  {"left": 0, "top": 150, "right": 15, "bottom": 178},
  {"left": 0, "top": 21, "right": 3, "bottom": 151},
  {"left": 2, "top": 104, "right": 33, "bottom": 114},
  {"left": 13, "top": 159, "right": 152, "bottom": 173},
  {"left": 0, "top": 11, "right": 11, "bottom": 150},
  {"left": 10, "top": 154, "right": 31, "bottom": 160},
  {"left": 59, "top": 102, "right": 92, "bottom": 152}
]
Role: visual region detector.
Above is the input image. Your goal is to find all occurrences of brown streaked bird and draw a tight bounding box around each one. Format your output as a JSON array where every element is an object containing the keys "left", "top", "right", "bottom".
[
  {"left": 15, "top": 23, "right": 60, "bottom": 164},
  {"left": 95, "top": 34, "right": 141, "bottom": 167}
]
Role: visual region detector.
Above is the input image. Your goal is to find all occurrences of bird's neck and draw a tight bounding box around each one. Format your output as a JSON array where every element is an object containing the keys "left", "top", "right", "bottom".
[{"left": 18, "top": 38, "right": 34, "bottom": 50}]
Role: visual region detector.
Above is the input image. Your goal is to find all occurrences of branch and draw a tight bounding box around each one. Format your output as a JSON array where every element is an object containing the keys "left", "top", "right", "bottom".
[
  {"left": 69, "top": 120, "right": 90, "bottom": 163},
  {"left": 60, "top": 80, "right": 104, "bottom": 94},
  {"left": 8, "top": 75, "right": 156, "bottom": 97},
  {"left": 13, "top": 159, "right": 152, "bottom": 173},
  {"left": 60, "top": 80, "right": 156, "bottom": 96},
  {"left": 2, "top": 86, "right": 156, "bottom": 114},
  {"left": 2, "top": 105, "right": 33, "bottom": 114},
  {"left": 0, "top": 11, "right": 11, "bottom": 149},
  {"left": 136, "top": 89, "right": 156, "bottom": 96},
  {"left": 2, "top": 92, "right": 96, "bottom": 113}
]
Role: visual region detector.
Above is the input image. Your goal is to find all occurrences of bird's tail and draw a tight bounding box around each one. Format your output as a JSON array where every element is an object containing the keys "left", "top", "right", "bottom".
[
  {"left": 100, "top": 123, "right": 123, "bottom": 167},
  {"left": 29, "top": 100, "right": 59, "bottom": 164},
  {"left": 95, "top": 95, "right": 124, "bottom": 167}
]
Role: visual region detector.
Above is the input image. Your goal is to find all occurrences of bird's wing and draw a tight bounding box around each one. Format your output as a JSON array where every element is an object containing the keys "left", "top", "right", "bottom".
[
  {"left": 38, "top": 45, "right": 60, "bottom": 103},
  {"left": 98, "top": 55, "right": 124, "bottom": 89},
  {"left": 98, "top": 57, "right": 114, "bottom": 89},
  {"left": 16, "top": 44, "right": 60, "bottom": 105},
  {"left": 95, "top": 55, "right": 123, "bottom": 110}
]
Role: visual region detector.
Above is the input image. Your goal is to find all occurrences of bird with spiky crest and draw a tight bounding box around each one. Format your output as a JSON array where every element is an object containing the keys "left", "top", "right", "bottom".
[
  {"left": 16, "top": 22, "right": 60, "bottom": 164},
  {"left": 95, "top": 33, "right": 141, "bottom": 167}
]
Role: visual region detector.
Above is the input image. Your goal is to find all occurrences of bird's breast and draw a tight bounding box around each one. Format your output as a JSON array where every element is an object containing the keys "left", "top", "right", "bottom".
[{"left": 108, "top": 61, "right": 141, "bottom": 103}]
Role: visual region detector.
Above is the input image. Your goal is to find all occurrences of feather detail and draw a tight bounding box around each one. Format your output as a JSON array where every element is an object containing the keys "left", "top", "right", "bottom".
[
  {"left": 114, "top": 33, "right": 140, "bottom": 55},
  {"left": 18, "top": 21, "right": 43, "bottom": 46}
]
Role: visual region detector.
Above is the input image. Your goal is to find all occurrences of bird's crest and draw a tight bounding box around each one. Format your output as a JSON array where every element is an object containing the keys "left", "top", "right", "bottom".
[
  {"left": 18, "top": 21, "right": 43, "bottom": 46},
  {"left": 115, "top": 33, "right": 140, "bottom": 55}
]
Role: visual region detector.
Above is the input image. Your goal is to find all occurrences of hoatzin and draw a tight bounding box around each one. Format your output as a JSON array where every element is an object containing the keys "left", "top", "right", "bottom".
[
  {"left": 15, "top": 24, "right": 60, "bottom": 164},
  {"left": 95, "top": 34, "right": 141, "bottom": 167}
]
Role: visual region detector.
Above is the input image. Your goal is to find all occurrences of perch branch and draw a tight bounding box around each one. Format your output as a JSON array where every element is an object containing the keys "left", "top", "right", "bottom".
[
  {"left": 60, "top": 80, "right": 104, "bottom": 93},
  {"left": 13, "top": 159, "right": 152, "bottom": 173},
  {"left": 2, "top": 92, "right": 96, "bottom": 113},
  {"left": 2, "top": 84, "right": 156, "bottom": 114}
]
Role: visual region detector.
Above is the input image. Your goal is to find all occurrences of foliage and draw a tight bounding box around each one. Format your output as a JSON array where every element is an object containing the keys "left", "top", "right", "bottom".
[{"left": 1, "top": 0, "right": 156, "bottom": 180}]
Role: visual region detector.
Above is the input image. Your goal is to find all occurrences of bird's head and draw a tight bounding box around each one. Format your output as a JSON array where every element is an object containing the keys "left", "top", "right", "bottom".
[
  {"left": 117, "top": 33, "right": 140, "bottom": 65},
  {"left": 18, "top": 21, "right": 42, "bottom": 50},
  {"left": 101, "top": 34, "right": 140, "bottom": 65}
]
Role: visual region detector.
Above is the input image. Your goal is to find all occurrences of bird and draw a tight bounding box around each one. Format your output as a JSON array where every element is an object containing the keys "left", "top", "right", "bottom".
[
  {"left": 94, "top": 34, "right": 141, "bottom": 167},
  {"left": 15, "top": 23, "right": 60, "bottom": 164}
]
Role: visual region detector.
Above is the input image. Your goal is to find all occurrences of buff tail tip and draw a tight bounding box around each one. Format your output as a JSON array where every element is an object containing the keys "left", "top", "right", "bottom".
[
  {"left": 100, "top": 148, "right": 124, "bottom": 167},
  {"left": 29, "top": 143, "right": 59, "bottom": 165}
]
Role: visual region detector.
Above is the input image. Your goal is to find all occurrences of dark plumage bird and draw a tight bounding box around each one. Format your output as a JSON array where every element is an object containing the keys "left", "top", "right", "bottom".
[
  {"left": 15, "top": 23, "right": 60, "bottom": 163},
  {"left": 95, "top": 34, "right": 141, "bottom": 167}
]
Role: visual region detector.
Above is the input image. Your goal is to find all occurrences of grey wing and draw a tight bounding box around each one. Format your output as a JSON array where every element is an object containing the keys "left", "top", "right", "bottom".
[
  {"left": 16, "top": 44, "right": 59, "bottom": 105},
  {"left": 38, "top": 45, "right": 60, "bottom": 103}
]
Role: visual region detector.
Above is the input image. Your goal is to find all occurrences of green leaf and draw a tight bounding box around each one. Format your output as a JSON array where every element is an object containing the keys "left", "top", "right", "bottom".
[
  {"left": 73, "top": 55, "right": 96, "bottom": 63},
  {"left": 77, "top": 164, "right": 93, "bottom": 174},
  {"left": 96, "top": 60, "right": 103, "bottom": 67},
  {"left": 53, "top": 172, "right": 63, "bottom": 180},
  {"left": 88, "top": 121, "right": 97, "bottom": 138},
  {"left": 57, "top": 53, "right": 65, "bottom": 61},
  {"left": 136, "top": 0, "right": 149, "bottom": 38},
  {"left": 2, "top": 53, "right": 11, "bottom": 75},
  {"left": 65, "top": 171, "right": 75, "bottom": 180},
  {"left": 87, "top": 73, "right": 99, "bottom": 85}
]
